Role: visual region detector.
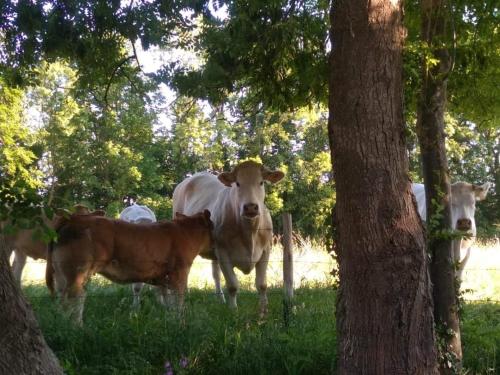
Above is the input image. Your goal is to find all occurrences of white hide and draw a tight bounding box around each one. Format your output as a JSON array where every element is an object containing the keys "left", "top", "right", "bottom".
[{"left": 119, "top": 204, "right": 157, "bottom": 224}]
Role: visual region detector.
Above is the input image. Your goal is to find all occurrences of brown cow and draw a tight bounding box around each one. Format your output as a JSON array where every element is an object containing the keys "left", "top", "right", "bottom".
[
  {"left": 46, "top": 210, "right": 213, "bottom": 324},
  {"left": 2, "top": 204, "right": 105, "bottom": 285}
]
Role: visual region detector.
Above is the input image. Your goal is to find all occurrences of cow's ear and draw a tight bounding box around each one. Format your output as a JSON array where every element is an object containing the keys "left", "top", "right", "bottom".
[
  {"left": 263, "top": 170, "right": 285, "bottom": 184},
  {"left": 218, "top": 172, "right": 236, "bottom": 187},
  {"left": 473, "top": 182, "right": 490, "bottom": 201}
]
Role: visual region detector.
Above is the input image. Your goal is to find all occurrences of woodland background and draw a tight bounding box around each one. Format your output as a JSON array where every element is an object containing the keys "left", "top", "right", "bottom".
[{"left": 1, "top": 1, "right": 498, "bottom": 241}]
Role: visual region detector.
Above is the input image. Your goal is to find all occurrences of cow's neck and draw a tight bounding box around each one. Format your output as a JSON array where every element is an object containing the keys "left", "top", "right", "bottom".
[{"left": 237, "top": 217, "right": 261, "bottom": 256}]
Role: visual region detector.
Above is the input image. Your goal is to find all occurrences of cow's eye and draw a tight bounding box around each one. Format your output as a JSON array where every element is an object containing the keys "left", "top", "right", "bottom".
[
  {"left": 260, "top": 181, "right": 264, "bottom": 186},
  {"left": 236, "top": 182, "right": 240, "bottom": 187}
]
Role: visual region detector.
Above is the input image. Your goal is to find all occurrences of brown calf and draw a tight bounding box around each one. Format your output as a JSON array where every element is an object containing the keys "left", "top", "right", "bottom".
[
  {"left": 46, "top": 210, "right": 213, "bottom": 324},
  {"left": 2, "top": 205, "right": 105, "bottom": 285}
]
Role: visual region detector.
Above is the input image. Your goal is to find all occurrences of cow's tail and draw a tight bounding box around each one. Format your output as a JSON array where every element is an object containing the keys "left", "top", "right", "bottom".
[{"left": 45, "top": 240, "right": 56, "bottom": 297}]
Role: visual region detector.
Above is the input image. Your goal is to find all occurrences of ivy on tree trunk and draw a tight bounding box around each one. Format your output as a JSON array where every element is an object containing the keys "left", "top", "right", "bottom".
[{"left": 417, "top": 0, "right": 463, "bottom": 371}]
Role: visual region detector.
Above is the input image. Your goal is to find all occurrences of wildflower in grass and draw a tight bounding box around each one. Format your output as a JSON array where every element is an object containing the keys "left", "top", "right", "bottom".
[
  {"left": 179, "top": 356, "right": 189, "bottom": 369},
  {"left": 164, "top": 361, "right": 173, "bottom": 375}
]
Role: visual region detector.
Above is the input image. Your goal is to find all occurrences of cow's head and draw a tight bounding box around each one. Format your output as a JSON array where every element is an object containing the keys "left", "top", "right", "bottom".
[
  {"left": 218, "top": 161, "right": 285, "bottom": 220},
  {"left": 451, "top": 182, "right": 490, "bottom": 235}
]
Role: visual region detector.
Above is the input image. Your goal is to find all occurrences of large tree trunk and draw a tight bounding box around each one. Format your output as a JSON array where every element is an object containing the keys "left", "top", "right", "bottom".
[
  {"left": 0, "top": 235, "right": 63, "bottom": 375},
  {"left": 329, "top": 1, "right": 438, "bottom": 373},
  {"left": 417, "top": 0, "right": 462, "bottom": 370}
]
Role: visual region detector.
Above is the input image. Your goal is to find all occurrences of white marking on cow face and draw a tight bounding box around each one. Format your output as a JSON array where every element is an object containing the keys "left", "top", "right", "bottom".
[
  {"left": 218, "top": 161, "right": 285, "bottom": 220},
  {"left": 450, "top": 182, "right": 490, "bottom": 236}
]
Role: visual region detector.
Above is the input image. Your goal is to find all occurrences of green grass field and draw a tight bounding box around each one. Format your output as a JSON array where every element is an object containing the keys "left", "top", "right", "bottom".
[{"left": 21, "top": 241, "right": 500, "bottom": 374}]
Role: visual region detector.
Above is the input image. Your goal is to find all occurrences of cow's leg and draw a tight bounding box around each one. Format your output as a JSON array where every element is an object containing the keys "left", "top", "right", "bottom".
[
  {"left": 53, "top": 264, "right": 67, "bottom": 298},
  {"left": 218, "top": 254, "right": 239, "bottom": 309},
  {"left": 452, "top": 239, "right": 462, "bottom": 267},
  {"left": 456, "top": 239, "right": 473, "bottom": 283},
  {"left": 55, "top": 252, "right": 90, "bottom": 325},
  {"left": 131, "top": 282, "right": 144, "bottom": 308},
  {"left": 157, "top": 285, "right": 174, "bottom": 307},
  {"left": 169, "top": 267, "right": 190, "bottom": 309},
  {"left": 62, "top": 272, "right": 88, "bottom": 326},
  {"left": 11, "top": 251, "right": 27, "bottom": 286},
  {"left": 453, "top": 239, "right": 470, "bottom": 283},
  {"left": 155, "top": 286, "right": 168, "bottom": 305},
  {"left": 255, "top": 249, "right": 270, "bottom": 317},
  {"left": 211, "top": 260, "right": 226, "bottom": 303}
]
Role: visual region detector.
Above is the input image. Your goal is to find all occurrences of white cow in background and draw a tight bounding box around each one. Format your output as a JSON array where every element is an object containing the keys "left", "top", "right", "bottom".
[
  {"left": 120, "top": 204, "right": 157, "bottom": 224},
  {"left": 172, "top": 161, "right": 285, "bottom": 316},
  {"left": 412, "top": 181, "right": 490, "bottom": 280},
  {"left": 119, "top": 203, "right": 157, "bottom": 307}
]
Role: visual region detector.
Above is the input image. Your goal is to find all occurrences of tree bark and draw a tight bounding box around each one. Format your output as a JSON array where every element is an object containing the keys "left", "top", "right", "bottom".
[
  {"left": 329, "top": 1, "right": 438, "bottom": 373},
  {"left": 417, "top": 0, "right": 462, "bottom": 370},
  {"left": 0, "top": 235, "right": 63, "bottom": 375}
]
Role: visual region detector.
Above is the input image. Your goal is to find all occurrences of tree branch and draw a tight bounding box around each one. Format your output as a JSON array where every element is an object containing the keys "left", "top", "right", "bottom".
[{"left": 103, "top": 55, "right": 135, "bottom": 107}]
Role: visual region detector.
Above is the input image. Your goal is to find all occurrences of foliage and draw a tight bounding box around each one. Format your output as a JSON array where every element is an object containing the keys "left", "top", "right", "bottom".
[
  {"left": 0, "top": 77, "right": 48, "bottom": 231},
  {"left": 0, "top": 1, "right": 498, "bottom": 239},
  {"left": 165, "top": 0, "right": 330, "bottom": 109},
  {"left": 0, "top": 0, "right": 191, "bottom": 88}
]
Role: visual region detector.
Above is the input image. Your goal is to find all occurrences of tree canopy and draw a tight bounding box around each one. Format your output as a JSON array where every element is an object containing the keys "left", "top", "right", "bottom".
[{"left": 0, "top": 0, "right": 498, "bottom": 239}]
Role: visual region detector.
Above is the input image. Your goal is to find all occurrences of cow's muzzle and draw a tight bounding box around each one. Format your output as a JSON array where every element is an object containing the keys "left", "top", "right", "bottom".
[
  {"left": 242, "top": 203, "right": 259, "bottom": 219},
  {"left": 456, "top": 218, "right": 472, "bottom": 232}
]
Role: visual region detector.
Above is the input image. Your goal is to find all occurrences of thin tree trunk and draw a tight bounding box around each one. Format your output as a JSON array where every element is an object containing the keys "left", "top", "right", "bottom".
[
  {"left": 0, "top": 235, "right": 63, "bottom": 375},
  {"left": 493, "top": 133, "right": 500, "bottom": 216},
  {"left": 282, "top": 212, "right": 294, "bottom": 301},
  {"left": 329, "top": 1, "right": 438, "bottom": 373},
  {"left": 417, "top": 0, "right": 462, "bottom": 371}
]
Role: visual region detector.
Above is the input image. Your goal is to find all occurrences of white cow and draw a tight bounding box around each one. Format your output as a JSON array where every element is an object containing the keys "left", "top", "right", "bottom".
[
  {"left": 119, "top": 203, "right": 157, "bottom": 307},
  {"left": 412, "top": 181, "right": 490, "bottom": 280},
  {"left": 172, "top": 161, "right": 285, "bottom": 315}
]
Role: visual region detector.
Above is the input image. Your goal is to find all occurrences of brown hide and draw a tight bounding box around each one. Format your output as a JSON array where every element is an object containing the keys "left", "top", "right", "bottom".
[
  {"left": 4, "top": 206, "right": 105, "bottom": 261},
  {"left": 4, "top": 205, "right": 105, "bottom": 286},
  {"left": 46, "top": 210, "right": 213, "bottom": 322}
]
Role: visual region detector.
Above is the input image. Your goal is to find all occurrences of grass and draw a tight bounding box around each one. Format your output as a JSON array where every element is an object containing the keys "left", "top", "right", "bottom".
[
  {"left": 26, "top": 283, "right": 337, "bottom": 375},
  {"left": 20, "top": 239, "right": 500, "bottom": 374}
]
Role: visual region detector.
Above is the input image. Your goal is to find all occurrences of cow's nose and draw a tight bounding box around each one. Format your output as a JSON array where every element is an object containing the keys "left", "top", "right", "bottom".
[
  {"left": 243, "top": 203, "right": 259, "bottom": 217},
  {"left": 456, "top": 218, "right": 472, "bottom": 231}
]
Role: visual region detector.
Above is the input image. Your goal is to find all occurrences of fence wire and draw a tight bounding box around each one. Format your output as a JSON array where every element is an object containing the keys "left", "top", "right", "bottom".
[{"left": 12, "top": 257, "right": 500, "bottom": 305}]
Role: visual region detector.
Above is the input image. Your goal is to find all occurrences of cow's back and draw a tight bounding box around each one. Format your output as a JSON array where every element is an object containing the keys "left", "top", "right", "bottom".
[
  {"left": 120, "top": 204, "right": 156, "bottom": 223},
  {"left": 173, "top": 172, "right": 225, "bottom": 217},
  {"left": 6, "top": 229, "right": 47, "bottom": 260}
]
